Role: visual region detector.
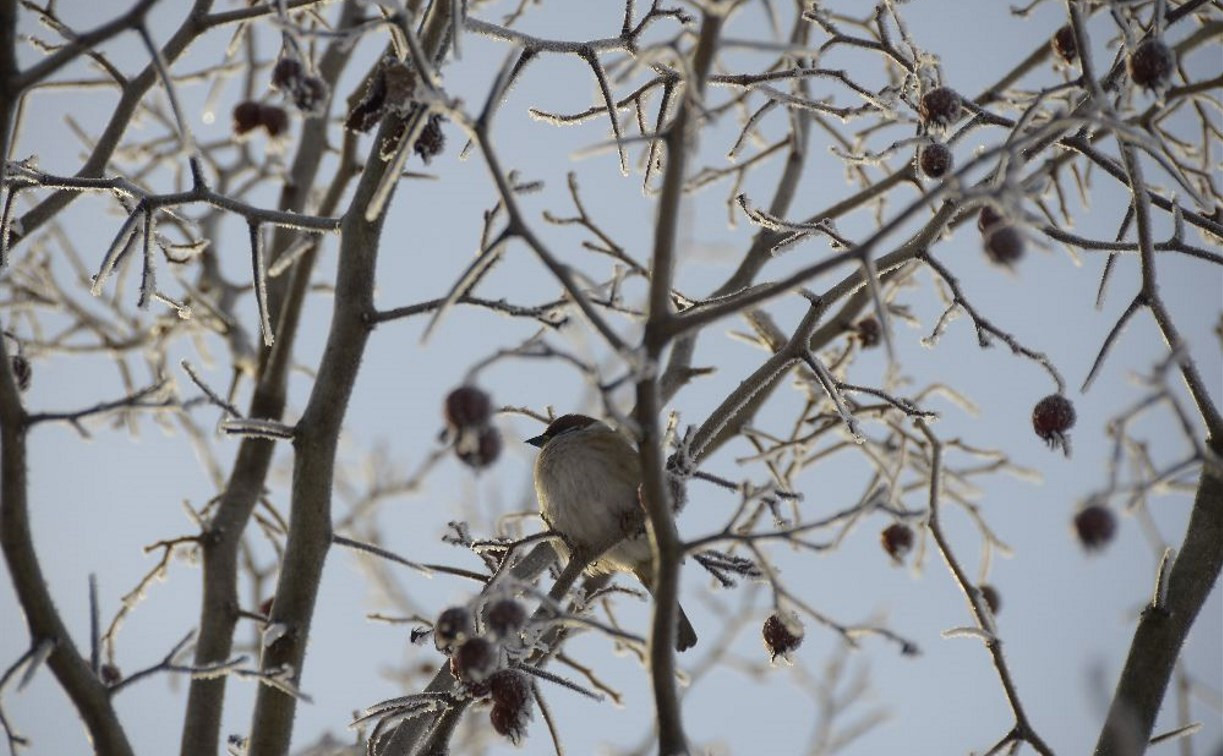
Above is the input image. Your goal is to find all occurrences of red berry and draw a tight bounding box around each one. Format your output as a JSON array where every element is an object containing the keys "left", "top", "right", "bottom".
[
  {"left": 488, "top": 669, "right": 531, "bottom": 710},
  {"left": 1074, "top": 505, "right": 1116, "bottom": 551},
  {"left": 451, "top": 637, "right": 497, "bottom": 685},
  {"left": 434, "top": 606, "right": 474, "bottom": 653},
  {"left": 259, "top": 105, "right": 289, "bottom": 138},
  {"left": 855, "top": 316, "right": 881, "bottom": 348},
  {"left": 457, "top": 425, "right": 502, "bottom": 470},
  {"left": 490, "top": 700, "right": 531, "bottom": 745},
  {"left": 1128, "top": 38, "right": 1175, "bottom": 89},
  {"left": 881, "top": 523, "right": 914, "bottom": 563},
  {"left": 762, "top": 612, "right": 804, "bottom": 663},
  {"left": 444, "top": 385, "right": 493, "bottom": 430},
  {"left": 977, "top": 205, "right": 1004, "bottom": 234},
  {"left": 919, "top": 142, "right": 953, "bottom": 179},
  {"left": 1032, "top": 394, "right": 1075, "bottom": 452},
  {"left": 258, "top": 596, "right": 274, "bottom": 618},
  {"left": 1052, "top": 25, "right": 1077, "bottom": 63},
  {"left": 984, "top": 225, "right": 1025, "bottom": 267},
  {"left": 485, "top": 598, "right": 527, "bottom": 639},
  {"left": 232, "top": 100, "right": 262, "bottom": 136},
  {"left": 979, "top": 584, "right": 1001, "bottom": 616},
  {"left": 919, "top": 86, "right": 962, "bottom": 129},
  {"left": 270, "top": 57, "right": 304, "bottom": 91}
]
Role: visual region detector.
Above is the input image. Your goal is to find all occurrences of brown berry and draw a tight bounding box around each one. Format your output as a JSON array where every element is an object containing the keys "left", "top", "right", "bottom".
[
  {"left": 434, "top": 606, "right": 474, "bottom": 653},
  {"left": 881, "top": 523, "right": 915, "bottom": 563},
  {"left": 490, "top": 700, "right": 531, "bottom": 745},
  {"left": 457, "top": 425, "right": 502, "bottom": 470},
  {"left": 1032, "top": 394, "right": 1075, "bottom": 452},
  {"left": 99, "top": 663, "right": 122, "bottom": 685},
  {"left": 1074, "top": 505, "right": 1116, "bottom": 551},
  {"left": 977, "top": 205, "right": 1004, "bottom": 234},
  {"left": 919, "top": 142, "right": 953, "bottom": 179},
  {"left": 919, "top": 86, "right": 962, "bottom": 129},
  {"left": 10, "top": 354, "right": 31, "bottom": 391},
  {"left": 979, "top": 584, "right": 1001, "bottom": 616},
  {"left": 488, "top": 669, "right": 531, "bottom": 711},
  {"left": 1052, "top": 25, "right": 1078, "bottom": 63},
  {"left": 415, "top": 114, "right": 446, "bottom": 163},
  {"left": 232, "top": 100, "right": 262, "bottom": 136},
  {"left": 762, "top": 612, "right": 804, "bottom": 663},
  {"left": 445, "top": 385, "right": 493, "bottom": 430},
  {"left": 1128, "top": 38, "right": 1175, "bottom": 90},
  {"left": 485, "top": 598, "right": 527, "bottom": 639},
  {"left": 855, "top": 316, "right": 881, "bottom": 348},
  {"left": 984, "top": 225, "right": 1025, "bottom": 267},
  {"left": 270, "top": 57, "right": 304, "bottom": 91},
  {"left": 451, "top": 637, "right": 497, "bottom": 685},
  {"left": 293, "top": 75, "right": 329, "bottom": 116},
  {"left": 259, "top": 105, "right": 289, "bottom": 138}
]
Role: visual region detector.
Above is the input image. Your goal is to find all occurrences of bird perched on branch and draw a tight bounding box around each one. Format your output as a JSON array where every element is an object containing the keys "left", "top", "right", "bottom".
[{"left": 527, "top": 413, "right": 698, "bottom": 652}]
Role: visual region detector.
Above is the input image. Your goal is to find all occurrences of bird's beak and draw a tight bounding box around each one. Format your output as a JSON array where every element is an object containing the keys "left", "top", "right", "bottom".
[{"left": 525, "top": 434, "right": 547, "bottom": 448}]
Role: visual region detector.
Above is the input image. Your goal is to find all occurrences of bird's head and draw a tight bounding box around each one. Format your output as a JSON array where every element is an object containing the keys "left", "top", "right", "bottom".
[{"left": 525, "top": 414, "right": 604, "bottom": 448}]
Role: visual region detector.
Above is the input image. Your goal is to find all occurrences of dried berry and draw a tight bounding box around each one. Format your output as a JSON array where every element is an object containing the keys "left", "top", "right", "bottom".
[
  {"left": 270, "top": 57, "right": 304, "bottom": 91},
  {"left": 919, "top": 86, "right": 962, "bottom": 129},
  {"left": 445, "top": 385, "right": 493, "bottom": 430},
  {"left": 259, "top": 105, "right": 289, "bottom": 138},
  {"left": 979, "top": 584, "right": 1001, "bottom": 616},
  {"left": 457, "top": 425, "right": 502, "bottom": 470},
  {"left": 488, "top": 669, "right": 531, "bottom": 711},
  {"left": 983, "top": 224, "right": 1025, "bottom": 267},
  {"left": 490, "top": 699, "right": 532, "bottom": 745},
  {"left": 881, "top": 523, "right": 915, "bottom": 563},
  {"left": 434, "top": 606, "right": 474, "bottom": 653},
  {"left": 977, "top": 205, "right": 1004, "bottom": 234},
  {"left": 762, "top": 612, "right": 804, "bottom": 663},
  {"left": 1052, "top": 25, "right": 1077, "bottom": 63},
  {"left": 485, "top": 598, "right": 527, "bottom": 639},
  {"left": 451, "top": 637, "right": 497, "bottom": 685},
  {"left": 99, "top": 663, "right": 122, "bottom": 685},
  {"left": 1032, "top": 394, "right": 1075, "bottom": 453},
  {"left": 258, "top": 596, "right": 275, "bottom": 618},
  {"left": 1074, "top": 505, "right": 1117, "bottom": 551},
  {"left": 919, "top": 142, "right": 953, "bottom": 179},
  {"left": 232, "top": 100, "right": 263, "bottom": 136},
  {"left": 855, "top": 316, "right": 881, "bottom": 348},
  {"left": 293, "top": 75, "right": 329, "bottom": 116},
  {"left": 414, "top": 114, "right": 446, "bottom": 163},
  {"left": 10, "top": 354, "right": 31, "bottom": 392},
  {"left": 1127, "top": 38, "right": 1175, "bottom": 90}
]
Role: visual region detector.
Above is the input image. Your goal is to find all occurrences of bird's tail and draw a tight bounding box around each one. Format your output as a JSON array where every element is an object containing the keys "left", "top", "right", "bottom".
[{"left": 676, "top": 603, "right": 698, "bottom": 652}]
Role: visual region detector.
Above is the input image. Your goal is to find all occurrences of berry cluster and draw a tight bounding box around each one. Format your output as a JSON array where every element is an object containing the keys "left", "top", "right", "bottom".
[
  {"left": 444, "top": 385, "right": 502, "bottom": 469},
  {"left": 270, "top": 56, "right": 329, "bottom": 116},
  {"left": 346, "top": 57, "right": 447, "bottom": 164},
  {"left": 432, "top": 601, "right": 534, "bottom": 744},
  {"left": 232, "top": 101, "right": 290, "bottom": 139}
]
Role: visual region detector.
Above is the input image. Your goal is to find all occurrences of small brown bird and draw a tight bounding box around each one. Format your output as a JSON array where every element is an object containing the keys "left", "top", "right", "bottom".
[{"left": 527, "top": 414, "right": 698, "bottom": 651}]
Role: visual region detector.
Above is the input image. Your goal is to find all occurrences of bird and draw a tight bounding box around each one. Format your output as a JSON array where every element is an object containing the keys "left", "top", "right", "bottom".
[{"left": 527, "top": 413, "right": 698, "bottom": 652}]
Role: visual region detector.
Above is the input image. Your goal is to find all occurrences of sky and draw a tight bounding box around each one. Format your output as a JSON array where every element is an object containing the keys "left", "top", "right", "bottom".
[{"left": 1, "top": 1, "right": 1220, "bottom": 755}]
